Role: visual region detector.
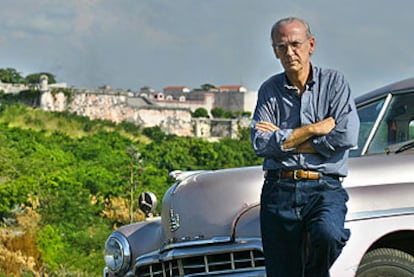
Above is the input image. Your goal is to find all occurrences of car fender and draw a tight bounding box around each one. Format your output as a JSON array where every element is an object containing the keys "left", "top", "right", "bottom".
[
  {"left": 231, "top": 202, "right": 261, "bottom": 241},
  {"left": 114, "top": 217, "right": 163, "bottom": 268},
  {"left": 331, "top": 214, "right": 414, "bottom": 276}
]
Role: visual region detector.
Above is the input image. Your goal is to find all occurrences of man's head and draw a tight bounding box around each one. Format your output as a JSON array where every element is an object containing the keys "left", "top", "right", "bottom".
[{"left": 271, "top": 17, "right": 315, "bottom": 76}]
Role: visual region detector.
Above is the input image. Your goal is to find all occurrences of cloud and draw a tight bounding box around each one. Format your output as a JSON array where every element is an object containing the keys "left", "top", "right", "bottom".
[
  {"left": 0, "top": 3, "right": 74, "bottom": 38},
  {"left": 0, "top": 0, "right": 414, "bottom": 94}
]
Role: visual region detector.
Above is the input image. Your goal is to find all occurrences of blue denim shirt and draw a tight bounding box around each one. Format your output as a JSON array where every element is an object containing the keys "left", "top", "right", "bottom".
[{"left": 251, "top": 65, "right": 360, "bottom": 176}]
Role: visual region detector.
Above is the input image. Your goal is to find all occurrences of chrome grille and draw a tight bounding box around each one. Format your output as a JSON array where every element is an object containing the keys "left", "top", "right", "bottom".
[{"left": 135, "top": 249, "right": 265, "bottom": 277}]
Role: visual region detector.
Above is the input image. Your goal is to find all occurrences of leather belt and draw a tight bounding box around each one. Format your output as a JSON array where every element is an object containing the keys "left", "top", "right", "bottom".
[{"left": 280, "top": 169, "right": 320, "bottom": 180}]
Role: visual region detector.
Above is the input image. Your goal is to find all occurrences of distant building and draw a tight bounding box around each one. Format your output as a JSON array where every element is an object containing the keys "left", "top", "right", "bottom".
[
  {"left": 218, "top": 85, "right": 247, "bottom": 93},
  {"left": 141, "top": 85, "right": 256, "bottom": 116},
  {"left": 163, "top": 86, "right": 190, "bottom": 93},
  {"left": 0, "top": 75, "right": 67, "bottom": 94},
  {"left": 3, "top": 78, "right": 254, "bottom": 139}
]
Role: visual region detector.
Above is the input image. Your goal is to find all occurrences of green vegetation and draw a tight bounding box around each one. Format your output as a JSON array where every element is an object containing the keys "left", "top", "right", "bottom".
[
  {"left": 191, "top": 107, "right": 252, "bottom": 119},
  {"left": 0, "top": 68, "right": 25, "bottom": 84},
  {"left": 25, "top": 73, "right": 56, "bottom": 85},
  {"left": 191, "top": 107, "right": 209, "bottom": 118},
  {"left": 0, "top": 103, "right": 262, "bottom": 276},
  {"left": 211, "top": 107, "right": 251, "bottom": 119},
  {"left": 0, "top": 68, "right": 56, "bottom": 85}
]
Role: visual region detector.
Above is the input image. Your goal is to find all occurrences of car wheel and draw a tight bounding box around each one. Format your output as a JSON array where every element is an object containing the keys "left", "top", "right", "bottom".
[{"left": 356, "top": 247, "right": 414, "bottom": 277}]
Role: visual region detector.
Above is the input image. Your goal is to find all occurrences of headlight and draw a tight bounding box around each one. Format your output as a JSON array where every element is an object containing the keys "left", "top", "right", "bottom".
[{"left": 104, "top": 232, "right": 131, "bottom": 275}]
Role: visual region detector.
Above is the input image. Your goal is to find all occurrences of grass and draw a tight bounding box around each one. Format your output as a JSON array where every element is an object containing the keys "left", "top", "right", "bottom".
[{"left": 0, "top": 103, "right": 151, "bottom": 144}]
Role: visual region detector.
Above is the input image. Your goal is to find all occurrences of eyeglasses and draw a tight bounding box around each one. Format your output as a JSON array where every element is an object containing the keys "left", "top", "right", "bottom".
[{"left": 273, "top": 39, "right": 308, "bottom": 52}]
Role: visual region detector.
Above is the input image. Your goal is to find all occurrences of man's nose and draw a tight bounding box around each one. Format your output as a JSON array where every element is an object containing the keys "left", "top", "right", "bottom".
[{"left": 285, "top": 45, "right": 295, "bottom": 55}]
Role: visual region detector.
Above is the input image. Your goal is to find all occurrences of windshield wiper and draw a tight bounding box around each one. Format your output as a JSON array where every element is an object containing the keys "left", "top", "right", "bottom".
[
  {"left": 396, "top": 141, "right": 414, "bottom": 153},
  {"left": 386, "top": 139, "right": 414, "bottom": 154}
]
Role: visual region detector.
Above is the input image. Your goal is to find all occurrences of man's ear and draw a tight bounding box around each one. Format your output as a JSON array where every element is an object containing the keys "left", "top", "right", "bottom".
[
  {"left": 273, "top": 46, "right": 280, "bottom": 59},
  {"left": 308, "top": 37, "right": 316, "bottom": 56}
]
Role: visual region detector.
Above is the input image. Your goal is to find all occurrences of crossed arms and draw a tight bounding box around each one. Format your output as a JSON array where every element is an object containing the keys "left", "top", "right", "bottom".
[{"left": 254, "top": 117, "right": 336, "bottom": 153}]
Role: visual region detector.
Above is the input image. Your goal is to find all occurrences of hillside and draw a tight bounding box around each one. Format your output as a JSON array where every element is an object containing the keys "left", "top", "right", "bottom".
[
  {"left": 0, "top": 103, "right": 150, "bottom": 142},
  {"left": 0, "top": 103, "right": 261, "bottom": 276}
]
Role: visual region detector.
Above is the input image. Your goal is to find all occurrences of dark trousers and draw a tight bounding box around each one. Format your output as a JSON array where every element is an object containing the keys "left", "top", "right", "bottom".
[{"left": 260, "top": 172, "right": 350, "bottom": 277}]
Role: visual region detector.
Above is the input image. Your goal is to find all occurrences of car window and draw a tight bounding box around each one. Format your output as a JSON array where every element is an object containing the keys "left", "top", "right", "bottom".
[
  {"left": 367, "top": 93, "right": 414, "bottom": 154},
  {"left": 410, "top": 120, "right": 414, "bottom": 140},
  {"left": 349, "top": 98, "right": 385, "bottom": 157}
]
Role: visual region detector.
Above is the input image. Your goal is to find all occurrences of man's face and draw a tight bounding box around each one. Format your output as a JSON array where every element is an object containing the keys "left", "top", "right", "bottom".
[{"left": 272, "top": 21, "right": 315, "bottom": 75}]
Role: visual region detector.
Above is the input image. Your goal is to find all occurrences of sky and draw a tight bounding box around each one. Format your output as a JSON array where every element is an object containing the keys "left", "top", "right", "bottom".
[{"left": 0, "top": 0, "right": 413, "bottom": 97}]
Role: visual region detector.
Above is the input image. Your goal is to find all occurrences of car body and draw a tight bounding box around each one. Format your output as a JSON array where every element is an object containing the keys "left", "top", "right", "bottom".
[{"left": 104, "top": 78, "right": 414, "bottom": 277}]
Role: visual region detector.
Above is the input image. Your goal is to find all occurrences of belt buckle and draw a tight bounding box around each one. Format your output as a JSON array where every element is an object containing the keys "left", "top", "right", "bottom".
[{"left": 293, "top": 170, "right": 301, "bottom": 181}]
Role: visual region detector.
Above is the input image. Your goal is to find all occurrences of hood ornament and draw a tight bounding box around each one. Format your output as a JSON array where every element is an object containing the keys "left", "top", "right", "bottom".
[{"left": 169, "top": 208, "right": 180, "bottom": 232}]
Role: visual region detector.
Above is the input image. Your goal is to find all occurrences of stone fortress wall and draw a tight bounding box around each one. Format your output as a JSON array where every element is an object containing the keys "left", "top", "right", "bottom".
[{"left": 36, "top": 76, "right": 252, "bottom": 139}]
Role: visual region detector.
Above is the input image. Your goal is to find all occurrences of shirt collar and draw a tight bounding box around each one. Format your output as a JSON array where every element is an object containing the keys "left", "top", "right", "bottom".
[{"left": 283, "top": 64, "right": 316, "bottom": 91}]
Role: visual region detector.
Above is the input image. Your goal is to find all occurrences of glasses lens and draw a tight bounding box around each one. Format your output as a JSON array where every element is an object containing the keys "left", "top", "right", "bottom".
[
  {"left": 274, "top": 40, "right": 305, "bottom": 52},
  {"left": 275, "top": 44, "right": 287, "bottom": 52},
  {"left": 291, "top": 41, "right": 302, "bottom": 48}
]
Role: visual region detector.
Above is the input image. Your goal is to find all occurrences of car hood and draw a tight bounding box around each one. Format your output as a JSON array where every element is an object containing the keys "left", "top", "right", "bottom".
[
  {"left": 160, "top": 166, "right": 264, "bottom": 245},
  {"left": 159, "top": 151, "right": 414, "bottom": 246}
]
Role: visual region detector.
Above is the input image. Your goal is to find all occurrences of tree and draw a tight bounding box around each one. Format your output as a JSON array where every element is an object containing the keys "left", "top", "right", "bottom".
[
  {"left": 143, "top": 126, "right": 167, "bottom": 143},
  {"left": 200, "top": 83, "right": 216, "bottom": 91},
  {"left": 192, "top": 107, "right": 209, "bottom": 118},
  {"left": 211, "top": 107, "right": 225, "bottom": 118},
  {"left": 36, "top": 224, "right": 64, "bottom": 271},
  {"left": 0, "top": 104, "right": 265, "bottom": 276},
  {"left": 126, "top": 145, "right": 144, "bottom": 223},
  {"left": 25, "top": 72, "right": 56, "bottom": 84},
  {"left": 0, "top": 68, "right": 24, "bottom": 83},
  {"left": 193, "top": 83, "right": 216, "bottom": 91},
  {"left": 242, "top": 111, "right": 252, "bottom": 118},
  {"left": 224, "top": 110, "right": 235, "bottom": 118}
]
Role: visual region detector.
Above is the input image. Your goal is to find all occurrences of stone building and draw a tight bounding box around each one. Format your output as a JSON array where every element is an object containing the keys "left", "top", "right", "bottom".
[
  {"left": 139, "top": 85, "right": 257, "bottom": 116},
  {"left": 9, "top": 76, "right": 256, "bottom": 139}
]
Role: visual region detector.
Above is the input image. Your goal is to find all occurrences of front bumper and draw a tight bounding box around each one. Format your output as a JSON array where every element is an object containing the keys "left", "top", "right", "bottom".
[
  {"left": 103, "top": 267, "right": 134, "bottom": 277},
  {"left": 135, "top": 238, "right": 264, "bottom": 277},
  {"left": 104, "top": 267, "right": 265, "bottom": 277},
  {"left": 104, "top": 238, "right": 264, "bottom": 277}
]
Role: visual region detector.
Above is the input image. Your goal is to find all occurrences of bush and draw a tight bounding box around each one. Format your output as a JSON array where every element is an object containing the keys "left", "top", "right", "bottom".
[
  {"left": 0, "top": 104, "right": 263, "bottom": 276},
  {"left": 36, "top": 225, "right": 64, "bottom": 271},
  {"left": 192, "top": 107, "right": 209, "bottom": 118}
]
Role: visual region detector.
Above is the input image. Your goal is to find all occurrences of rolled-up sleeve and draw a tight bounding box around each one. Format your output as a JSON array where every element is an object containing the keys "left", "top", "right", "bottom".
[
  {"left": 251, "top": 119, "right": 294, "bottom": 158},
  {"left": 250, "top": 78, "right": 297, "bottom": 158},
  {"left": 310, "top": 75, "right": 360, "bottom": 158}
]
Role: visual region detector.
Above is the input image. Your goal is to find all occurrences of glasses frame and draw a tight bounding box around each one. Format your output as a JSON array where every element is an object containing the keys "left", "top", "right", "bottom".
[{"left": 272, "top": 38, "right": 310, "bottom": 53}]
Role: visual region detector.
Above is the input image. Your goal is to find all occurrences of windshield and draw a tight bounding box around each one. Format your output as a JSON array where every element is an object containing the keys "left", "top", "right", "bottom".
[
  {"left": 350, "top": 92, "right": 414, "bottom": 157},
  {"left": 349, "top": 98, "right": 386, "bottom": 157}
]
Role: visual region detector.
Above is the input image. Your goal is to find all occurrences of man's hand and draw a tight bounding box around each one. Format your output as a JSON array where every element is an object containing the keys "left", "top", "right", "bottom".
[
  {"left": 254, "top": 118, "right": 335, "bottom": 152},
  {"left": 255, "top": 121, "right": 280, "bottom": 133},
  {"left": 283, "top": 117, "right": 336, "bottom": 149}
]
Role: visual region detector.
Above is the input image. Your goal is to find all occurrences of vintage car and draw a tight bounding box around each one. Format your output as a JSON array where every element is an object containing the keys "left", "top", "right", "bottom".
[{"left": 103, "top": 78, "right": 414, "bottom": 277}]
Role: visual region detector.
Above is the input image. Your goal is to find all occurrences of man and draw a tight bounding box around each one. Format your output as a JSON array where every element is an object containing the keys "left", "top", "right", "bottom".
[{"left": 251, "top": 17, "right": 360, "bottom": 277}]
